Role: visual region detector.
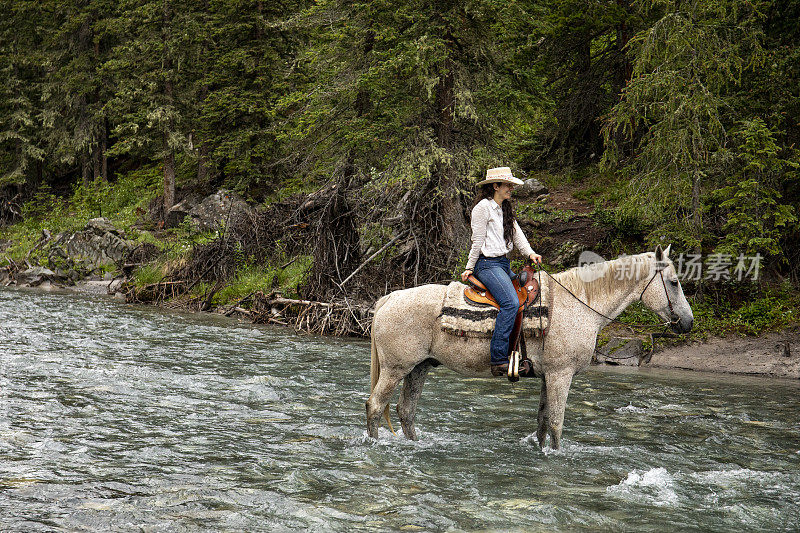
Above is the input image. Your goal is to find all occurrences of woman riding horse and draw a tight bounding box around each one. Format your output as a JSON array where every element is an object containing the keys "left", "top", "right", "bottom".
[{"left": 460, "top": 167, "right": 542, "bottom": 377}]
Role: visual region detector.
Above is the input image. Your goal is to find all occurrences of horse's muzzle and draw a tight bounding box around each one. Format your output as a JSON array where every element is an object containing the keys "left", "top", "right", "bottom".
[{"left": 670, "top": 315, "right": 693, "bottom": 334}]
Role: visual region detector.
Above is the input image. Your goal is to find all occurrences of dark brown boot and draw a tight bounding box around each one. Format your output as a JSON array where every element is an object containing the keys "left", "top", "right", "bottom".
[{"left": 490, "top": 363, "right": 508, "bottom": 376}]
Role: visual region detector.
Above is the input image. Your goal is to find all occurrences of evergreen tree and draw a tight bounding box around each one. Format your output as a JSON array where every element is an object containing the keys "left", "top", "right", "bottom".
[
  {"left": 0, "top": 0, "right": 46, "bottom": 189},
  {"left": 40, "top": 0, "right": 117, "bottom": 186},
  {"left": 601, "top": 0, "right": 766, "bottom": 251},
  {"left": 531, "top": 0, "right": 646, "bottom": 166},
  {"left": 104, "top": 0, "right": 207, "bottom": 215},
  {"left": 197, "top": 0, "right": 307, "bottom": 193},
  {"left": 286, "top": 0, "right": 543, "bottom": 291}
]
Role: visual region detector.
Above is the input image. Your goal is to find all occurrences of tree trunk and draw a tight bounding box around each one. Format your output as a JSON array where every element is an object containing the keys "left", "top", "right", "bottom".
[
  {"left": 197, "top": 0, "right": 210, "bottom": 185},
  {"left": 81, "top": 152, "right": 90, "bottom": 188},
  {"left": 163, "top": 131, "right": 175, "bottom": 213},
  {"left": 92, "top": 142, "right": 101, "bottom": 180},
  {"left": 197, "top": 138, "right": 209, "bottom": 184},
  {"left": 692, "top": 167, "right": 702, "bottom": 240},
  {"left": 101, "top": 116, "right": 108, "bottom": 180},
  {"left": 162, "top": 0, "right": 175, "bottom": 214},
  {"left": 615, "top": 0, "right": 633, "bottom": 90},
  {"left": 434, "top": 51, "right": 465, "bottom": 247},
  {"left": 197, "top": 82, "right": 209, "bottom": 184}
]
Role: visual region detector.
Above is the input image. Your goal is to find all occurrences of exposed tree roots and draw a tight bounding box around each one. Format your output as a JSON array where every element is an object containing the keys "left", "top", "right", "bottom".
[{"left": 129, "top": 175, "right": 469, "bottom": 337}]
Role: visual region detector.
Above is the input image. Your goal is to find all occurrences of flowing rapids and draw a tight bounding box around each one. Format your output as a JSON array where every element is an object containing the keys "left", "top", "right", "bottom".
[{"left": 1, "top": 288, "right": 798, "bottom": 532}]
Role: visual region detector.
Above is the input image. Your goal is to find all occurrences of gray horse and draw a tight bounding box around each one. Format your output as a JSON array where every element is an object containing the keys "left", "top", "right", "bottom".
[{"left": 366, "top": 245, "right": 693, "bottom": 448}]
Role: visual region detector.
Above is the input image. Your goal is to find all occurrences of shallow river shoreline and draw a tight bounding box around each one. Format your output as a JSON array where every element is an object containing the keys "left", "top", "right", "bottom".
[
  {"left": 19, "top": 281, "right": 800, "bottom": 380},
  {"left": 648, "top": 330, "right": 800, "bottom": 379}
]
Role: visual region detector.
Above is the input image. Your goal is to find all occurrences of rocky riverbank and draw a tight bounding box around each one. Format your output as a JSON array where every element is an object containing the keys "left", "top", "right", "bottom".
[{"left": 646, "top": 329, "right": 800, "bottom": 379}]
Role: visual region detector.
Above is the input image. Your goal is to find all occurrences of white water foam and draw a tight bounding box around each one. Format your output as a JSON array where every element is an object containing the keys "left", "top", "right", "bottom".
[
  {"left": 615, "top": 403, "right": 647, "bottom": 414},
  {"left": 607, "top": 467, "right": 679, "bottom": 507},
  {"left": 689, "top": 468, "right": 787, "bottom": 488}
]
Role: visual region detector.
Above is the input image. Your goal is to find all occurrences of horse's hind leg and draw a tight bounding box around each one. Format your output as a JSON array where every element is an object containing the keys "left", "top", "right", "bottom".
[
  {"left": 366, "top": 371, "right": 403, "bottom": 438},
  {"left": 537, "top": 377, "right": 548, "bottom": 447},
  {"left": 397, "top": 360, "right": 432, "bottom": 441}
]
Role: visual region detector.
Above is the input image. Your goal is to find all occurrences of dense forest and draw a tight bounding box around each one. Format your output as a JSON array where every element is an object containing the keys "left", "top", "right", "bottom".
[{"left": 1, "top": 0, "right": 798, "bottom": 334}]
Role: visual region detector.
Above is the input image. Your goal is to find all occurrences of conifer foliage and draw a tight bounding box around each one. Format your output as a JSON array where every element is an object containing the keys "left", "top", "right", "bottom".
[{"left": 0, "top": 0, "right": 797, "bottom": 285}]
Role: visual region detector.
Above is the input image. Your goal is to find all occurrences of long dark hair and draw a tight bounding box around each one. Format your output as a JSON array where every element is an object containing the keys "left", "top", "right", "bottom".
[{"left": 473, "top": 183, "right": 516, "bottom": 247}]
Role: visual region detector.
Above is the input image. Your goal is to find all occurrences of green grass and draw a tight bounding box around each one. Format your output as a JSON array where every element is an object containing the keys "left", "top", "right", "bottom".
[
  {"left": 516, "top": 202, "right": 577, "bottom": 224},
  {"left": 688, "top": 284, "right": 800, "bottom": 338},
  {"left": 1, "top": 166, "right": 162, "bottom": 267},
  {"left": 572, "top": 185, "right": 606, "bottom": 203},
  {"left": 614, "top": 283, "right": 800, "bottom": 341},
  {"left": 209, "top": 256, "right": 313, "bottom": 307},
  {"left": 133, "top": 263, "right": 167, "bottom": 287},
  {"left": 617, "top": 301, "right": 664, "bottom": 326}
]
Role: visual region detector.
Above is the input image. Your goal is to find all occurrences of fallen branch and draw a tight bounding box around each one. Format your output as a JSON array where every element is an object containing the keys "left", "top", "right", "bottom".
[
  {"left": 278, "top": 257, "right": 297, "bottom": 270},
  {"left": 268, "top": 296, "right": 334, "bottom": 308},
  {"left": 340, "top": 232, "right": 406, "bottom": 287},
  {"left": 223, "top": 291, "right": 257, "bottom": 316},
  {"left": 143, "top": 280, "right": 186, "bottom": 289}
]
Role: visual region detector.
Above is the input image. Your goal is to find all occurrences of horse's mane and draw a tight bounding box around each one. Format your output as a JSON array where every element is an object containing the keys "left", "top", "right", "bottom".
[{"left": 551, "top": 252, "right": 656, "bottom": 306}]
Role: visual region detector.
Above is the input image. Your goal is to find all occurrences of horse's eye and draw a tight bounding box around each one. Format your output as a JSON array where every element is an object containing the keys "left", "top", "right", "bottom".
[{"left": 669, "top": 279, "right": 679, "bottom": 286}]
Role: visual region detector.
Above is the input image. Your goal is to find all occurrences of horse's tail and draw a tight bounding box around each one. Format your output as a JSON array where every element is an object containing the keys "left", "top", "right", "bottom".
[{"left": 370, "top": 294, "right": 396, "bottom": 435}]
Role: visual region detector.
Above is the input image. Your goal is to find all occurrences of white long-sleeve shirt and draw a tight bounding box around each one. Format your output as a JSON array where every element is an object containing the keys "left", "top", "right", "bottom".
[{"left": 465, "top": 198, "right": 535, "bottom": 270}]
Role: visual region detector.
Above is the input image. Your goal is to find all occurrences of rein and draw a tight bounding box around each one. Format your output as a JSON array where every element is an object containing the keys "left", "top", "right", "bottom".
[
  {"left": 533, "top": 263, "right": 678, "bottom": 332},
  {"left": 529, "top": 261, "right": 684, "bottom": 362}
]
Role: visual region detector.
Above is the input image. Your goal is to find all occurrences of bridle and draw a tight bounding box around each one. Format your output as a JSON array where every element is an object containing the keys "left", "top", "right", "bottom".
[
  {"left": 638, "top": 262, "right": 680, "bottom": 327},
  {"left": 524, "top": 259, "right": 686, "bottom": 363}
]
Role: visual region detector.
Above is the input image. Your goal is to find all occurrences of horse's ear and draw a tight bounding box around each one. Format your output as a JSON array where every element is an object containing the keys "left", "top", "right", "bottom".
[
  {"left": 663, "top": 244, "right": 672, "bottom": 259},
  {"left": 655, "top": 244, "right": 664, "bottom": 261}
]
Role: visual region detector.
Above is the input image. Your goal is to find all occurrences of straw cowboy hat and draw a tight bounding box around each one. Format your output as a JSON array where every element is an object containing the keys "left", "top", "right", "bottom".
[{"left": 476, "top": 166, "right": 524, "bottom": 187}]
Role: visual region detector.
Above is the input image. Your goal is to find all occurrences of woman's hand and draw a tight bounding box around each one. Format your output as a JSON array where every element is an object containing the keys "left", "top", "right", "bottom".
[
  {"left": 529, "top": 253, "right": 542, "bottom": 265},
  {"left": 460, "top": 269, "right": 473, "bottom": 282}
]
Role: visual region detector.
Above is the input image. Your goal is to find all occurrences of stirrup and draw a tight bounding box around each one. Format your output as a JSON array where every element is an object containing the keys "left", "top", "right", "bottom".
[{"left": 508, "top": 351, "right": 520, "bottom": 382}]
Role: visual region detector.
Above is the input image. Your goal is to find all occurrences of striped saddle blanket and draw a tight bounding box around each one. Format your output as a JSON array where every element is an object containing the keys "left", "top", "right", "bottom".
[{"left": 439, "top": 279, "right": 549, "bottom": 339}]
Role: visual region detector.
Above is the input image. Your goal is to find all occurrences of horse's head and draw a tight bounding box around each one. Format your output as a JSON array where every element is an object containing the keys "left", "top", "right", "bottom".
[{"left": 640, "top": 245, "right": 694, "bottom": 334}]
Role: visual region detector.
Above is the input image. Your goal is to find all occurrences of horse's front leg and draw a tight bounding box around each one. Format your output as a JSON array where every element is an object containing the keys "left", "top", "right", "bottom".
[
  {"left": 536, "top": 377, "right": 548, "bottom": 447},
  {"left": 397, "top": 360, "right": 432, "bottom": 441},
  {"left": 543, "top": 370, "right": 574, "bottom": 450}
]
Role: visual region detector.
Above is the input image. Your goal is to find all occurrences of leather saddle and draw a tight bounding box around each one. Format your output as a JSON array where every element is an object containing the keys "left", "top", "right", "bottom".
[
  {"left": 465, "top": 263, "right": 542, "bottom": 382},
  {"left": 465, "top": 265, "right": 540, "bottom": 311}
]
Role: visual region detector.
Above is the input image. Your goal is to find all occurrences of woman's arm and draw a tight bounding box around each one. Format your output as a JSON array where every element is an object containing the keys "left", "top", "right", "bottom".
[
  {"left": 464, "top": 202, "right": 489, "bottom": 271},
  {"left": 512, "top": 220, "right": 541, "bottom": 263}
]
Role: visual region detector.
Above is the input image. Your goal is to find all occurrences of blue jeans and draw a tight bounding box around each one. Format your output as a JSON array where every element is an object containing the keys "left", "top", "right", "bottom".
[{"left": 474, "top": 255, "right": 518, "bottom": 365}]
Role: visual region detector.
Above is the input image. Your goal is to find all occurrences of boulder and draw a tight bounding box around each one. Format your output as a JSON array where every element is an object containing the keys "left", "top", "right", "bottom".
[
  {"left": 187, "top": 189, "right": 254, "bottom": 232},
  {"left": 13, "top": 266, "right": 64, "bottom": 287},
  {"left": 48, "top": 217, "right": 136, "bottom": 271},
  {"left": 516, "top": 178, "right": 549, "bottom": 198},
  {"left": 165, "top": 193, "right": 201, "bottom": 228},
  {"left": 595, "top": 337, "right": 644, "bottom": 366},
  {"left": 551, "top": 240, "right": 587, "bottom": 267}
]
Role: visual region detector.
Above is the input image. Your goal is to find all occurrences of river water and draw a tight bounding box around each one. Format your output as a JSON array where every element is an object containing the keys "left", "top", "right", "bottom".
[{"left": 1, "top": 287, "right": 798, "bottom": 532}]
